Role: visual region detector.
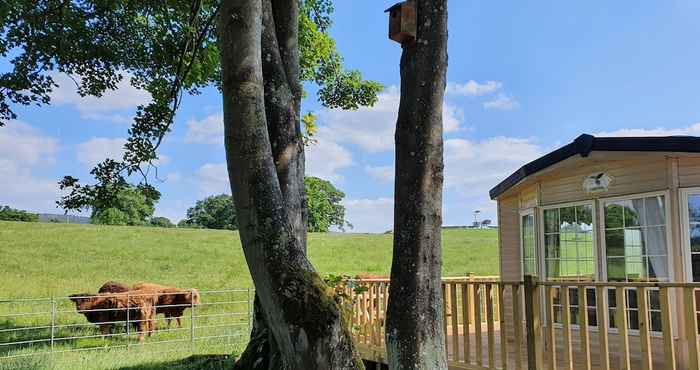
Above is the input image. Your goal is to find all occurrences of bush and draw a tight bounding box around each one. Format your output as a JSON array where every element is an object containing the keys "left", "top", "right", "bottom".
[
  {"left": 0, "top": 206, "right": 39, "bottom": 222},
  {"left": 91, "top": 208, "right": 130, "bottom": 226},
  {"left": 150, "top": 216, "right": 174, "bottom": 228}
]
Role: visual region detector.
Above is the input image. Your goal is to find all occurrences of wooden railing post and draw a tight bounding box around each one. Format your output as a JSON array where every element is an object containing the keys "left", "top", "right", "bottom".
[
  {"left": 578, "top": 286, "right": 591, "bottom": 370},
  {"left": 462, "top": 283, "right": 472, "bottom": 364},
  {"left": 545, "top": 286, "right": 557, "bottom": 370},
  {"left": 684, "top": 287, "right": 700, "bottom": 370},
  {"left": 637, "top": 287, "right": 652, "bottom": 370},
  {"left": 451, "top": 282, "right": 460, "bottom": 362},
  {"left": 615, "top": 287, "right": 631, "bottom": 370},
  {"left": 499, "top": 284, "right": 508, "bottom": 370},
  {"left": 524, "top": 275, "right": 544, "bottom": 370},
  {"left": 659, "top": 287, "right": 676, "bottom": 370},
  {"left": 595, "top": 286, "right": 610, "bottom": 370},
  {"left": 468, "top": 272, "right": 476, "bottom": 325},
  {"left": 443, "top": 282, "right": 449, "bottom": 355},
  {"left": 512, "top": 284, "right": 524, "bottom": 370}
]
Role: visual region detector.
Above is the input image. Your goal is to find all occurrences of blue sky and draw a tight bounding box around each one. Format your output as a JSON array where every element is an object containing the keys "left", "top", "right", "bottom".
[{"left": 2, "top": 1, "right": 700, "bottom": 232}]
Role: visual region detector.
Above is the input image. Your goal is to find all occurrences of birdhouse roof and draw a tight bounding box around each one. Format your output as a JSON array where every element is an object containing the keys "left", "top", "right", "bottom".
[{"left": 384, "top": 2, "right": 405, "bottom": 13}]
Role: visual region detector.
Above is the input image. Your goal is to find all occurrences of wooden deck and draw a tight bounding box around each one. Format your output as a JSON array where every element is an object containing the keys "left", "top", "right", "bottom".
[
  {"left": 359, "top": 323, "right": 672, "bottom": 370},
  {"left": 350, "top": 276, "right": 699, "bottom": 370}
]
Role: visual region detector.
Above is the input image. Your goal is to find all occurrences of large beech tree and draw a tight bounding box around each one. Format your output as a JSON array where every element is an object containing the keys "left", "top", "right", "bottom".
[
  {"left": 386, "top": 0, "right": 449, "bottom": 369},
  {"left": 1, "top": 1, "right": 380, "bottom": 368}
]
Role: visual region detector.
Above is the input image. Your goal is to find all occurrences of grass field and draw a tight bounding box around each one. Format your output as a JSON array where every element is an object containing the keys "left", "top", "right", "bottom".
[{"left": 0, "top": 221, "right": 499, "bottom": 369}]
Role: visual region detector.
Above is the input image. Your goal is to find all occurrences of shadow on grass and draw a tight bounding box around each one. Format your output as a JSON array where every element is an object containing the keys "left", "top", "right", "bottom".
[
  {"left": 0, "top": 319, "right": 136, "bottom": 357},
  {"left": 0, "top": 319, "right": 81, "bottom": 356},
  {"left": 118, "top": 354, "right": 236, "bottom": 370}
]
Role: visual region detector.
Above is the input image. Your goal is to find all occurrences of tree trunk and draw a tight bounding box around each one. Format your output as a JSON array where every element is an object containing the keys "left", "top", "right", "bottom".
[
  {"left": 233, "top": 0, "right": 307, "bottom": 368},
  {"left": 218, "top": 1, "right": 363, "bottom": 369},
  {"left": 385, "top": 0, "right": 449, "bottom": 369}
]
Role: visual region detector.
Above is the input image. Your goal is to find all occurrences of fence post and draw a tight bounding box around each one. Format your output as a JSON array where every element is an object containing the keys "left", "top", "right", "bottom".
[
  {"left": 190, "top": 288, "right": 196, "bottom": 353},
  {"left": 50, "top": 297, "right": 56, "bottom": 353},
  {"left": 524, "top": 275, "right": 543, "bottom": 370},
  {"left": 126, "top": 292, "right": 130, "bottom": 349}
]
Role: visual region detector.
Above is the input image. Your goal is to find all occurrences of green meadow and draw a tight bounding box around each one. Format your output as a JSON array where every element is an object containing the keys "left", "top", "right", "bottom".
[{"left": 0, "top": 221, "right": 498, "bottom": 369}]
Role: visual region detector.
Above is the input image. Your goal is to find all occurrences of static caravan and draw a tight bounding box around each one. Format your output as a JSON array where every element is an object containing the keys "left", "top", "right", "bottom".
[{"left": 490, "top": 134, "right": 700, "bottom": 369}]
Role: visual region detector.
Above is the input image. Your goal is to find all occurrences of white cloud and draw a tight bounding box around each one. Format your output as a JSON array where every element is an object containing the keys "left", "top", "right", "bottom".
[
  {"left": 443, "top": 104, "right": 465, "bottom": 133},
  {"left": 447, "top": 80, "right": 503, "bottom": 97},
  {"left": 184, "top": 113, "right": 224, "bottom": 145},
  {"left": 0, "top": 121, "right": 61, "bottom": 213},
  {"left": 595, "top": 122, "right": 700, "bottom": 137},
  {"left": 50, "top": 73, "right": 150, "bottom": 122},
  {"left": 306, "top": 140, "right": 354, "bottom": 181},
  {"left": 76, "top": 137, "right": 126, "bottom": 168},
  {"left": 444, "top": 136, "right": 544, "bottom": 198},
  {"left": 315, "top": 86, "right": 464, "bottom": 154},
  {"left": 483, "top": 94, "right": 519, "bottom": 110},
  {"left": 0, "top": 121, "right": 57, "bottom": 164},
  {"left": 365, "top": 166, "right": 394, "bottom": 183},
  {"left": 196, "top": 163, "right": 230, "bottom": 195},
  {"left": 343, "top": 198, "right": 394, "bottom": 233},
  {"left": 0, "top": 160, "right": 61, "bottom": 213},
  {"left": 315, "top": 87, "right": 400, "bottom": 153},
  {"left": 166, "top": 172, "right": 182, "bottom": 182}
]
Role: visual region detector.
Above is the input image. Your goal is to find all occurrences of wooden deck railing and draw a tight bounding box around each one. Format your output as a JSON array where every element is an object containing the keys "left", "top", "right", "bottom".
[{"left": 350, "top": 275, "right": 700, "bottom": 370}]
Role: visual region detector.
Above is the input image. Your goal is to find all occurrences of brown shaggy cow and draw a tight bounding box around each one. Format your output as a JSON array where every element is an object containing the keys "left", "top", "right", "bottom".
[
  {"left": 98, "top": 281, "right": 130, "bottom": 294},
  {"left": 132, "top": 282, "right": 200, "bottom": 328},
  {"left": 69, "top": 290, "right": 157, "bottom": 342}
]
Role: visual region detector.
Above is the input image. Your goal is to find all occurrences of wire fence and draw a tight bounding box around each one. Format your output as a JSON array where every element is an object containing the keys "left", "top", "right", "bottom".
[{"left": 0, "top": 288, "right": 253, "bottom": 361}]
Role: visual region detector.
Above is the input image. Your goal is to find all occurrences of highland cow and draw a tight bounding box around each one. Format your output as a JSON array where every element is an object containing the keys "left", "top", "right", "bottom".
[
  {"left": 98, "top": 281, "right": 131, "bottom": 294},
  {"left": 132, "top": 282, "right": 200, "bottom": 328},
  {"left": 69, "top": 290, "right": 157, "bottom": 342}
]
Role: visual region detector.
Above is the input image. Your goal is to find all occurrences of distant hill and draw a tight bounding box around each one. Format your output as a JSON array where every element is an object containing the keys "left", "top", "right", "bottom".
[{"left": 37, "top": 213, "right": 91, "bottom": 224}]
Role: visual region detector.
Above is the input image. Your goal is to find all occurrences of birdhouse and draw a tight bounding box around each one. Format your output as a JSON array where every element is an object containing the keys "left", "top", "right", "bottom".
[{"left": 385, "top": 1, "right": 416, "bottom": 46}]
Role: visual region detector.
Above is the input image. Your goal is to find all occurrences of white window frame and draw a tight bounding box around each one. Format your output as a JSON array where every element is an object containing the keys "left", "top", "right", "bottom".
[
  {"left": 598, "top": 190, "right": 674, "bottom": 283},
  {"left": 598, "top": 190, "right": 674, "bottom": 337},
  {"left": 539, "top": 200, "right": 599, "bottom": 282},
  {"left": 679, "top": 187, "right": 700, "bottom": 282},
  {"left": 539, "top": 200, "right": 599, "bottom": 331},
  {"left": 520, "top": 209, "right": 537, "bottom": 278}
]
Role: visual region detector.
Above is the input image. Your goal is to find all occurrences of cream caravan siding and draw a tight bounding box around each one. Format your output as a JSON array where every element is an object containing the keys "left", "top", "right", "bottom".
[
  {"left": 538, "top": 156, "right": 668, "bottom": 206},
  {"left": 497, "top": 195, "right": 520, "bottom": 339},
  {"left": 519, "top": 186, "right": 538, "bottom": 209},
  {"left": 498, "top": 195, "right": 521, "bottom": 281},
  {"left": 678, "top": 156, "right": 700, "bottom": 187}
]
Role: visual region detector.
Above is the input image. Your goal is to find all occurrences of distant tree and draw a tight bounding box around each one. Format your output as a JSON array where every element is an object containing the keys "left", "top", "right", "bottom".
[
  {"left": 92, "top": 208, "right": 130, "bottom": 226},
  {"left": 177, "top": 219, "right": 202, "bottom": 229},
  {"left": 0, "top": 206, "right": 39, "bottom": 222},
  {"left": 182, "top": 177, "right": 347, "bottom": 232},
  {"left": 481, "top": 219, "right": 492, "bottom": 228},
  {"left": 150, "top": 216, "right": 174, "bottom": 228},
  {"left": 305, "top": 177, "right": 349, "bottom": 232},
  {"left": 184, "top": 194, "right": 237, "bottom": 230},
  {"left": 60, "top": 182, "right": 160, "bottom": 226}
]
